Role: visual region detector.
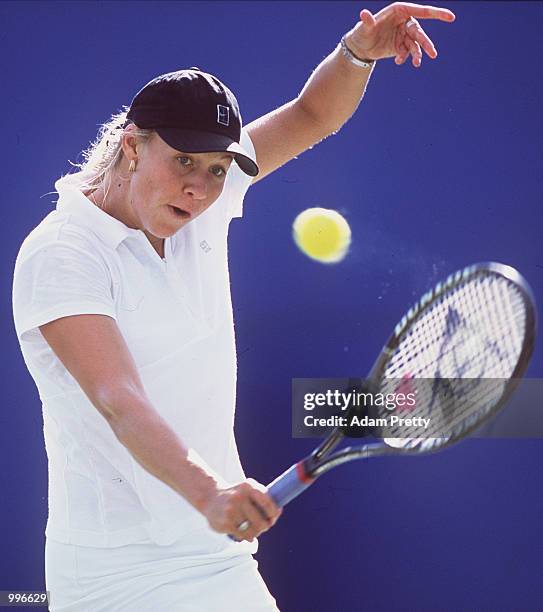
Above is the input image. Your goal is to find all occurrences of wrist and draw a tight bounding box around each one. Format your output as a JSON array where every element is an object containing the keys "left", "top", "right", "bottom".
[
  {"left": 340, "top": 33, "right": 376, "bottom": 69},
  {"left": 191, "top": 476, "right": 220, "bottom": 515},
  {"left": 184, "top": 448, "right": 221, "bottom": 514}
]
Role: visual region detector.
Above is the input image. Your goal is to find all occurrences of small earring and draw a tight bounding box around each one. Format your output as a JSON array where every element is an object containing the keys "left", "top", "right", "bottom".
[{"left": 129, "top": 159, "right": 137, "bottom": 173}]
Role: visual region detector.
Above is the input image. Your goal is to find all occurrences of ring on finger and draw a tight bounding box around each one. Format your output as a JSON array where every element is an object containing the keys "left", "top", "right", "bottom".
[
  {"left": 237, "top": 519, "right": 251, "bottom": 532},
  {"left": 405, "top": 18, "right": 417, "bottom": 29}
]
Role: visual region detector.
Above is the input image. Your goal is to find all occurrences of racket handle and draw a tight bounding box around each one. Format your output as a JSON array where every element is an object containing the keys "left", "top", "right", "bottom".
[
  {"left": 267, "top": 461, "right": 315, "bottom": 508},
  {"left": 227, "top": 462, "right": 314, "bottom": 541}
]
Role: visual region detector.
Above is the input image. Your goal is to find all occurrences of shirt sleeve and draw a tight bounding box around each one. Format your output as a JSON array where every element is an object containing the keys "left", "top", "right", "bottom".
[
  {"left": 224, "top": 128, "right": 256, "bottom": 220},
  {"left": 12, "top": 239, "right": 116, "bottom": 344}
]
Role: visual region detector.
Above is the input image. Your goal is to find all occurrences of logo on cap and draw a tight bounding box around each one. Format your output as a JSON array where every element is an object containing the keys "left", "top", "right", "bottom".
[{"left": 217, "top": 105, "right": 230, "bottom": 127}]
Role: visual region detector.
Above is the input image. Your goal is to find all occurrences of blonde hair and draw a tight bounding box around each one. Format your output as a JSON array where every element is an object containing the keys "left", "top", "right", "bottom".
[{"left": 64, "top": 106, "right": 153, "bottom": 193}]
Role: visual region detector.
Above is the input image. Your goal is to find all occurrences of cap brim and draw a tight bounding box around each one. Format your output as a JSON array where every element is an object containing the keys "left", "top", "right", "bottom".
[{"left": 156, "top": 127, "right": 259, "bottom": 177}]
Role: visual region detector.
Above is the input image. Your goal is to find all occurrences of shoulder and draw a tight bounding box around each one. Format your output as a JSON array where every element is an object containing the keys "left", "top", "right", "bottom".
[
  {"left": 18, "top": 210, "right": 107, "bottom": 259},
  {"left": 15, "top": 211, "right": 111, "bottom": 275}
]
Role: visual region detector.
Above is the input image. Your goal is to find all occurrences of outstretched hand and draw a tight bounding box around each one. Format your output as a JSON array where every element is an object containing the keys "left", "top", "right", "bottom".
[{"left": 346, "top": 2, "right": 455, "bottom": 68}]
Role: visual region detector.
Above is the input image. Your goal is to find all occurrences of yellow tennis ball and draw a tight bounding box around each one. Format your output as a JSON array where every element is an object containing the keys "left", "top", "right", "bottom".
[{"left": 293, "top": 207, "right": 351, "bottom": 264}]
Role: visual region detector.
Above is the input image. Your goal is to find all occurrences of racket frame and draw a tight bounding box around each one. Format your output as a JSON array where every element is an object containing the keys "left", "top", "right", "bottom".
[{"left": 268, "top": 262, "right": 537, "bottom": 507}]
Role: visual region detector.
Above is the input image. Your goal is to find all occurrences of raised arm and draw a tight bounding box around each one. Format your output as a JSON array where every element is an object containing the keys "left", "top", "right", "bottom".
[
  {"left": 39, "top": 314, "right": 280, "bottom": 541},
  {"left": 248, "top": 2, "right": 455, "bottom": 183}
]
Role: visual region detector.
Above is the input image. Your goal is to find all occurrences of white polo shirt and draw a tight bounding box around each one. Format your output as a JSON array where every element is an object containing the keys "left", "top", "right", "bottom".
[{"left": 12, "top": 130, "right": 255, "bottom": 547}]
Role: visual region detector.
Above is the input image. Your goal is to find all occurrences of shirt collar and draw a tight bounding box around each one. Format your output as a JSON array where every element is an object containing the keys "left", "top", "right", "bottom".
[{"left": 54, "top": 173, "right": 142, "bottom": 250}]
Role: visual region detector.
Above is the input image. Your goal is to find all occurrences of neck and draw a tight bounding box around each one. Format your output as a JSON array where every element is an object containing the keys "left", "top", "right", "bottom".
[
  {"left": 85, "top": 178, "right": 165, "bottom": 258},
  {"left": 86, "top": 175, "right": 133, "bottom": 225}
]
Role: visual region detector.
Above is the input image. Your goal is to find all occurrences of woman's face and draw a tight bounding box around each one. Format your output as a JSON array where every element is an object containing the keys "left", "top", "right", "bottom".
[{"left": 125, "top": 132, "right": 234, "bottom": 239}]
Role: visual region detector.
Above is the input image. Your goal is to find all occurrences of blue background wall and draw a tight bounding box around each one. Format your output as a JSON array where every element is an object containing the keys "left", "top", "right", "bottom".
[{"left": 2, "top": 1, "right": 542, "bottom": 610}]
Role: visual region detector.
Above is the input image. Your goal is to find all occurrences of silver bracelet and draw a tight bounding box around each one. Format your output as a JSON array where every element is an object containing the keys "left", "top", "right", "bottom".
[{"left": 339, "top": 35, "right": 375, "bottom": 69}]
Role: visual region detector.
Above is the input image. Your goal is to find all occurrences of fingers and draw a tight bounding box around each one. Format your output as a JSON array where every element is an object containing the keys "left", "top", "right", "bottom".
[
  {"left": 235, "top": 481, "right": 282, "bottom": 541},
  {"left": 404, "top": 27, "right": 423, "bottom": 67},
  {"left": 246, "top": 479, "right": 282, "bottom": 525},
  {"left": 235, "top": 500, "right": 272, "bottom": 542},
  {"left": 405, "top": 18, "right": 437, "bottom": 61},
  {"left": 398, "top": 3, "right": 456, "bottom": 23},
  {"left": 359, "top": 8, "right": 377, "bottom": 28},
  {"left": 394, "top": 26, "right": 419, "bottom": 67},
  {"left": 395, "top": 42, "right": 410, "bottom": 66},
  {"left": 392, "top": 3, "right": 455, "bottom": 69},
  {"left": 205, "top": 480, "right": 282, "bottom": 543}
]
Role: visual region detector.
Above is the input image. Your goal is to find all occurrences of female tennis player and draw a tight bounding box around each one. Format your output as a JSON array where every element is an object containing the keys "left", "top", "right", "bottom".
[{"left": 12, "top": 3, "right": 454, "bottom": 610}]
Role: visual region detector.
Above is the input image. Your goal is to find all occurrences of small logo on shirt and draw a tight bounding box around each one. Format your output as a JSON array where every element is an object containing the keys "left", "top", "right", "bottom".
[
  {"left": 217, "top": 105, "right": 230, "bottom": 126},
  {"left": 200, "top": 240, "right": 212, "bottom": 253}
]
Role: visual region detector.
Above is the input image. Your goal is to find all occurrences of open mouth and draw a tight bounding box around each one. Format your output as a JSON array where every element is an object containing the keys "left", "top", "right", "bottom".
[{"left": 169, "top": 205, "right": 190, "bottom": 219}]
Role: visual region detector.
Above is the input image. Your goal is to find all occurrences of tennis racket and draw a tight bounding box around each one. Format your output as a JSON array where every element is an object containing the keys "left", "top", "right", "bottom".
[{"left": 268, "top": 262, "right": 537, "bottom": 508}]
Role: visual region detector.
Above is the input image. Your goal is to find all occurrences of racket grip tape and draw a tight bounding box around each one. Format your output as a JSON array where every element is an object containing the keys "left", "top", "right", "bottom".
[
  {"left": 227, "top": 462, "right": 313, "bottom": 541},
  {"left": 267, "top": 461, "right": 315, "bottom": 508}
]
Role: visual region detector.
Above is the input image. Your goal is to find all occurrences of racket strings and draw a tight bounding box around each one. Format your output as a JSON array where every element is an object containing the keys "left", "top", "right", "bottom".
[
  {"left": 381, "top": 378, "right": 506, "bottom": 440},
  {"left": 376, "top": 273, "right": 528, "bottom": 447},
  {"left": 385, "top": 275, "right": 526, "bottom": 380}
]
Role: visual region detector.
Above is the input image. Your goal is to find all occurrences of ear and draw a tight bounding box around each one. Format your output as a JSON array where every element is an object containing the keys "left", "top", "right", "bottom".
[{"left": 121, "top": 127, "right": 140, "bottom": 162}]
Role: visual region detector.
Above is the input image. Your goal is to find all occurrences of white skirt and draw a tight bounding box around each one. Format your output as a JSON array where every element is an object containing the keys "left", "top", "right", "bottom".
[{"left": 45, "top": 528, "right": 279, "bottom": 611}]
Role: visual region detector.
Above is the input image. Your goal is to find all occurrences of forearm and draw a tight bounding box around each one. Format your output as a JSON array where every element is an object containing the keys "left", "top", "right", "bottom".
[
  {"left": 297, "top": 31, "right": 375, "bottom": 135},
  {"left": 104, "top": 391, "right": 217, "bottom": 514}
]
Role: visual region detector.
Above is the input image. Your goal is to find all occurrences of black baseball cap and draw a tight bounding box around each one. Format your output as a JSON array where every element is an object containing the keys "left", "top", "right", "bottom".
[{"left": 125, "top": 68, "right": 259, "bottom": 177}]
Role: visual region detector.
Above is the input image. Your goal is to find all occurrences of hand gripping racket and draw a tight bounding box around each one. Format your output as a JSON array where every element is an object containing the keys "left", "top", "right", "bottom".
[{"left": 268, "top": 262, "right": 537, "bottom": 508}]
